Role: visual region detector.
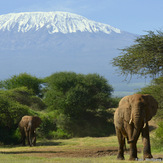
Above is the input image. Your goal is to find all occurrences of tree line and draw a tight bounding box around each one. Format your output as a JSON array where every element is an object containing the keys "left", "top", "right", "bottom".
[{"left": 0, "top": 72, "right": 118, "bottom": 144}]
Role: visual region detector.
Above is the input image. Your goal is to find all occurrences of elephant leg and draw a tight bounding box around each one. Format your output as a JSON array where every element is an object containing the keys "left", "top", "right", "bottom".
[
  {"left": 21, "top": 129, "right": 26, "bottom": 146},
  {"left": 26, "top": 130, "right": 32, "bottom": 147},
  {"left": 32, "top": 131, "right": 36, "bottom": 146},
  {"left": 123, "top": 138, "right": 127, "bottom": 151},
  {"left": 129, "top": 141, "right": 138, "bottom": 160},
  {"left": 22, "top": 135, "right": 26, "bottom": 146},
  {"left": 21, "top": 127, "right": 29, "bottom": 146},
  {"left": 142, "top": 122, "right": 153, "bottom": 160},
  {"left": 32, "top": 136, "right": 36, "bottom": 146},
  {"left": 27, "top": 131, "right": 30, "bottom": 146},
  {"left": 116, "top": 128, "right": 125, "bottom": 160}
]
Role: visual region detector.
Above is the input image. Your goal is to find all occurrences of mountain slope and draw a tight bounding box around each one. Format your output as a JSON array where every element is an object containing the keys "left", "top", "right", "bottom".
[{"left": 0, "top": 11, "right": 120, "bottom": 34}]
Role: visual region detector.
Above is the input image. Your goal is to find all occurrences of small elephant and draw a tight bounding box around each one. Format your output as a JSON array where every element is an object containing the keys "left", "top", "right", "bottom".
[
  {"left": 19, "top": 115, "right": 42, "bottom": 146},
  {"left": 114, "top": 94, "right": 158, "bottom": 160}
]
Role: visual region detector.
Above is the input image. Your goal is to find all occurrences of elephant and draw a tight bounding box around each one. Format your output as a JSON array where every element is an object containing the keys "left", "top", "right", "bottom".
[
  {"left": 114, "top": 94, "right": 158, "bottom": 160},
  {"left": 19, "top": 115, "right": 42, "bottom": 146}
]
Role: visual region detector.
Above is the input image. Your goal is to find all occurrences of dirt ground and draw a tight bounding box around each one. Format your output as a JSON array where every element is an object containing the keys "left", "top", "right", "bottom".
[
  {"left": 35, "top": 147, "right": 118, "bottom": 158},
  {"left": 17, "top": 147, "right": 163, "bottom": 161},
  {"left": 1, "top": 146, "right": 163, "bottom": 160},
  {"left": 1, "top": 146, "right": 119, "bottom": 158}
]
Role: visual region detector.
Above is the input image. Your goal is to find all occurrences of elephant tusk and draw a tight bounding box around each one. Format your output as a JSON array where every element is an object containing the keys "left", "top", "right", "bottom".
[
  {"left": 143, "top": 117, "right": 147, "bottom": 128},
  {"left": 143, "top": 123, "right": 146, "bottom": 128},
  {"left": 129, "top": 118, "right": 132, "bottom": 124},
  {"left": 129, "top": 113, "right": 133, "bottom": 124}
]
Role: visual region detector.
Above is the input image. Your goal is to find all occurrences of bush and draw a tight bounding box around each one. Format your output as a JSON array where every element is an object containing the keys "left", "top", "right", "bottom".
[
  {"left": 0, "top": 96, "right": 32, "bottom": 128},
  {"left": 38, "top": 113, "right": 57, "bottom": 139},
  {"left": 48, "top": 129, "right": 72, "bottom": 139},
  {"left": 48, "top": 109, "right": 115, "bottom": 138},
  {"left": 152, "top": 121, "right": 163, "bottom": 151},
  {"left": 67, "top": 110, "right": 115, "bottom": 137}
]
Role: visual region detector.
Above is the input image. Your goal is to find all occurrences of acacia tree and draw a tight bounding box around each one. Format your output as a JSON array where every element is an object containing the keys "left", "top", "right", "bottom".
[{"left": 112, "top": 30, "right": 163, "bottom": 79}]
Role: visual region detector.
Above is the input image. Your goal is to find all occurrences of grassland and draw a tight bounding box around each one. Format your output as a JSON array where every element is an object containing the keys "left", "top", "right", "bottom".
[{"left": 0, "top": 136, "right": 162, "bottom": 163}]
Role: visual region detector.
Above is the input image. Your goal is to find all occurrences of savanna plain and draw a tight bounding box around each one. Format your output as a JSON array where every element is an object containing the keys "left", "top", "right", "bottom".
[{"left": 0, "top": 134, "right": 162, "bottom": 163}]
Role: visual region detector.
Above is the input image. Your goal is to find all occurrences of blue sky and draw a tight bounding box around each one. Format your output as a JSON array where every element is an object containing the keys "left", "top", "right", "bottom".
[{"left": 0, "top": 0, "right": 162, "bottom": 35}]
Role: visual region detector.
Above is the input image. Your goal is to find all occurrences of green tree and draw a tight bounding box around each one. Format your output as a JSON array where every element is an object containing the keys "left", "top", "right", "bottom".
[
  {"left": 112, "top": 30, "right": 163, "bottom": 79},
  {"left": 0, "top": 73, "right": 43, "bottom": 96},
  {"left": 6, "top": 87, "right": 46, "bottom": 111},
  {"left": 44, "top": 72, "right": 113, "bottom": 117},
  {"left": 138, "top": 77, "right": 163, "bottom": 119},
  {"left": 43, "top": 72, "right": 114, "bottom": 137}
]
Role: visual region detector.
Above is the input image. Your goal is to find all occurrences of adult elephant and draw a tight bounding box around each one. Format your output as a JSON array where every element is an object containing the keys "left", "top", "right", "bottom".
[
  {"left": 114, "top": 94, "right": 158, "bottom": 160},
  {"left": 19, "top": 115, "right": 42, "bottom": 146}
]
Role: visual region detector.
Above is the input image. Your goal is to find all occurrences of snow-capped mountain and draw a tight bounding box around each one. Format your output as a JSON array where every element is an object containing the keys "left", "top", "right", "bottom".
[
  {"left": 0, "top": 11, "right": 120, "bottom": 34},
  {"left": 0, "top": 11, "right": 144, "bottom": 96}
]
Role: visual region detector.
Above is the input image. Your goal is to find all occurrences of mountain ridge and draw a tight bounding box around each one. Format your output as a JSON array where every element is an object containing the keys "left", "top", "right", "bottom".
[{"left": 0, "top": 11, "right": 121, "bottom": 34}]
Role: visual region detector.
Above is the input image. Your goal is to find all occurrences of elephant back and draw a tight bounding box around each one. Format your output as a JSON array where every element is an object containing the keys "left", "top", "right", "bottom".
[
  {"left": 19, "top": 115, "right": 33, "bottom": 128},
  {"left": 118, "top": 95, "right": 130, "bottom": 107}
]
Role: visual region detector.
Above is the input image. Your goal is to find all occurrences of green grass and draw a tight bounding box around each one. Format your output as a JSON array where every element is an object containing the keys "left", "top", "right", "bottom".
[{"left": 0, "top": 136, "right": 162, "bottom": 163}]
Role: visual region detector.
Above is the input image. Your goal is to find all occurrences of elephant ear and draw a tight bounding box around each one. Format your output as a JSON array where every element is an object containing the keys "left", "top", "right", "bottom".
[
  {"left": 33, "top": 116, "right": 42, "bottom": 128},
  {"left": 143, "top": 95, "right": 158, "bottom": 121}
]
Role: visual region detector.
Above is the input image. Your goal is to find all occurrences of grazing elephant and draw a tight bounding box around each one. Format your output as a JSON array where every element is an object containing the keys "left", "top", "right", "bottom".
[
  {"left": 114, "top": 94, "right": 158, "bottom": 160},
  {"left": 19, "top": 115, "right": 42, "bottom": 146}
]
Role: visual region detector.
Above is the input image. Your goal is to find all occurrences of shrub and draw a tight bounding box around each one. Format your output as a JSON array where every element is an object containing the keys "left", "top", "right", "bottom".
[
  {"left": 152, "top": 121, "right": 163, "bottom": 151},
  {"left": 38, "top": 112, "right": 57, "bottom": 139},
  {"left": 48, "top": 129, "right": 72, "bottom": 139}
]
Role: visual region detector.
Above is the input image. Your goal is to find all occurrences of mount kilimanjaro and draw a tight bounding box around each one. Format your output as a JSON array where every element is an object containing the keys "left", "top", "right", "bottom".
[
  {"left": 0, "top": 11, "right": 143, "bottom": 96},
  {"left": 0, "top": 12, "right": 120, "bottom": 34}
]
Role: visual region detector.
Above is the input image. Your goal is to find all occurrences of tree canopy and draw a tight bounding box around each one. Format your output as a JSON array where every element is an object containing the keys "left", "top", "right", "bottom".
[
  {"left": 112, "top": 30, "right": 163, "bottom": 79},
  {"left": 0, "top": 73, "right": 43, "bottom": 96},
  {"left": 44, "top": 72, "right": 113, "bottom": 117}
]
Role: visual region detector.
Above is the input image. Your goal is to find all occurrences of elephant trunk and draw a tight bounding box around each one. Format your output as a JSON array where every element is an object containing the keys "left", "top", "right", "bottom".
[{"left": 128, "top": 112, "right": 143, "bottom": 144}]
